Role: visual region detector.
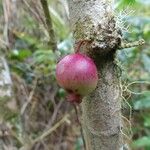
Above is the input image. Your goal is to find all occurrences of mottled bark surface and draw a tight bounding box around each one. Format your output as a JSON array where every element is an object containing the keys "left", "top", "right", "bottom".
[
  {"left": 68, "top": 0, "right": 124, "bottom": 149},
  {"left": 0, "top": 56, "right": 13, "bottom": 150},
  {"left": 82, "top": 55, "right": 123, "bottom": 150},
  {"left": 0, "top": 57, "right": 12, "bottom": 99}
]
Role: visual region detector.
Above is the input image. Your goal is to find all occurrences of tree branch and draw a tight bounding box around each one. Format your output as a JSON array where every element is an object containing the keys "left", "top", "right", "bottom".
[
  {"left": 33, "top": 114, "right": 69, "bottom": 144},
  {"left": 118, "top": 39, "right": 145, "bottom": 49},
  {"left": 68, "top": 0, "right": 125, "bottom": 149},
  {"left": 40, "top": 0, "right": 57, "bottom": 51},
  {"left": 25, "top": 114, "right": 69, "bottom": 150}
]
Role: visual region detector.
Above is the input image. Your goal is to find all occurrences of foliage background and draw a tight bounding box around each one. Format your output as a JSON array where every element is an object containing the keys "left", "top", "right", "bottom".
[{"left": 0, "top": 0, "right": 149, "bottom": 149}]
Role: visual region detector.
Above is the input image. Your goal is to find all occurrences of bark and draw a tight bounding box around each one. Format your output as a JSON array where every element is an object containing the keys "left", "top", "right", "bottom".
[
  {"left": 68, "top": 0, "right": 126, "bottom": 149},
  {"left": 0, "top": 56, "right": 12, "bottom": 119},
  {"left": 0, "top": 56, "right": 13, "bottom": 150},
  {"left": 0, "top": 56, "right": 12, "bottom": 99}
]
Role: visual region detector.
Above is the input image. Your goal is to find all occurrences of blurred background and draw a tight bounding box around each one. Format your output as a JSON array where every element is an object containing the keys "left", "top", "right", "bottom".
[{"left": 0, "top": 0, "right": 149, "bottom": 150}]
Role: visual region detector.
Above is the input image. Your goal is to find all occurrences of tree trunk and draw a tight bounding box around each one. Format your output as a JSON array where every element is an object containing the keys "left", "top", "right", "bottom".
[{"left": 68, "top": 0, "right": 126, "bottom": 149}]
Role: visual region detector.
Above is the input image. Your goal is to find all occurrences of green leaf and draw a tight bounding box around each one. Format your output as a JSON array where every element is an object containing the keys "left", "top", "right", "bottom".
[
  {"left": 133, "top": 92, "right": 150, "bottom": 110},
  {"left": 136, "top": 0, "right": 150, "bottom": 5},
  {"left": 10, "top": 49, "right": 32, "bottom": 61},
  {"left": 143, "top": 115, "right": 150, "bottom": 127},
  {"left": 33, "top": 50, "right": 56, "bottom": 64},
  {"left": 14, "top": 32, "right": 39, "bottom": 47},
  {"left": 75, "top": 137, "right": 83, "bottom": 150},
  {"left": 58, "top": 38, "right": 73, "bottom": 54},
  {"left": 49, "top": 7, "right": 70, "bottom": 40},
  {"left": 132, "top": 136, "right": 150, "bottom": 148},
  {"left": 141, "top": 54, "right": 150, "bottom": 73},
  {"left": 115, "top": 0, "right": 136, "bottom": 9},
  {"left": 126, "top": 17, "right": 150, "bottom": 28},
  {"left": 57, "top": 88, "right": 66, "bottom": 98}
]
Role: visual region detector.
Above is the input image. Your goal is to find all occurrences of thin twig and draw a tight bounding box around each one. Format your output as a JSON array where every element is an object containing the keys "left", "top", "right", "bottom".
[
  {"left": 46, "top": 100, "right": 63, "bottom": 129},
  {"left": 118, "top": 39, "right": 145, "bottom": 49},
  {"left": 2, "top": 0, "right": 9, "bottom": 47},
  {"left": 22, "top": 0, "right": 45, "bottom": 26},
  {"left": 73, "top": 104, "right": 86, "bottom": 150},
  {"left": 33, "top": 114, "right": 69, "bottom": 144},
  {"left": 20, "top": 79, "right": 37, "bottom": 115},
  {"left": 10, "top": 130, "right": 24, "bottom": 146},
  {"left": 25, "top": 114, "right": 69, "bottom": 149},
  {"left": 30, "top": 0, "right": 46, "bottom": 26},
  {"left": 40, "top": 0, "right": 57, "bottom": 51},
  {"left": 0, "top": 38, "right": 8, "bottom": 48}
]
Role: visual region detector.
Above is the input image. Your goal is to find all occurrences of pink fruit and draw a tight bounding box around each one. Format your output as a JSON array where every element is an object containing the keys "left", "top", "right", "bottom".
[{"left": 56, "top": 53, "right": 98, "bottom": 103}]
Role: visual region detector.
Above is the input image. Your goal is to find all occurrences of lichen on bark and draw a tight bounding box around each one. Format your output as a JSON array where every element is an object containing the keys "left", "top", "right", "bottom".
[
  {"left": 68, "top": 0, "right": 125, "bottom": 149},
  {"left": 68, "top": 0, "right": 122, "bottom": 54},
  {"left": 74, "top": 17, "right": 93, "bottom": 40}
]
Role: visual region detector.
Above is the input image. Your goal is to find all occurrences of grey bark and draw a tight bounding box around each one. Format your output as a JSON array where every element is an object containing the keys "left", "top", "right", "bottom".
[
  {"left": 0, "top": 57, "right": 12, "bottom": 99},
  {"left": 68, "top": 0, "right": 125, "bottom": 149},
  {"left": 0, "top": 56, "right": 13, "bottom": 150}
]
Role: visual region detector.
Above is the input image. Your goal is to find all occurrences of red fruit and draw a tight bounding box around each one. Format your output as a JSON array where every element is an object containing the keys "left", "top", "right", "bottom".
[{"left": 56, "top": 53, "right": 98, "bottom": 103}]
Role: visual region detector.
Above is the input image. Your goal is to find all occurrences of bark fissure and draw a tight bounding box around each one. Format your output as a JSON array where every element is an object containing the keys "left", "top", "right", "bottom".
[{"left": 68, "top": 0, "right": 124, "bottom": 149}]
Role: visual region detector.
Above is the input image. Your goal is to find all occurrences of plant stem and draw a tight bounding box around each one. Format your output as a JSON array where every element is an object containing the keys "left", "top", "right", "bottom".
[
  {"left": 40, "top": 0, "right": 57, "bottom": 51},
  {"left": 118, "top": 39, "right": 145, "bottom": 49},
  {"left": 73, "top": 104, "right": 86, "bottom": 150}
]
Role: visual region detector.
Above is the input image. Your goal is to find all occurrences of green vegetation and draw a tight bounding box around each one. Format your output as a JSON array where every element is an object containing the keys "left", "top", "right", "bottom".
[{"left": 0, "top": 0, "right": 149, "bottom": 149}]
